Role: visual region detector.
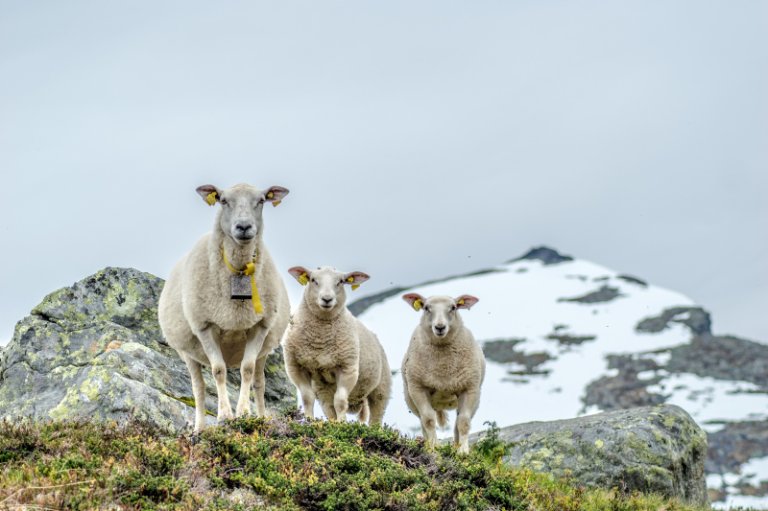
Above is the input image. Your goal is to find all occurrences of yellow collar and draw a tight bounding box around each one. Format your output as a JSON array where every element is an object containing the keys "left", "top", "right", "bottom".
[{"left": 221, "top": 247, "right": 263, "bottom": 315}]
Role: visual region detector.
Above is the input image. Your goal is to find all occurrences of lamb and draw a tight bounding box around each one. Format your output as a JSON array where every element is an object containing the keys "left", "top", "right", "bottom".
[
  {"left": 282, "top": 266, "right": 391, "bottom": 425},
  {"left": 158, "top": 183, "right": 291, "bottom": 432},
  {"left": 400, "top": 293, "right": 485, "bottom": 454}
]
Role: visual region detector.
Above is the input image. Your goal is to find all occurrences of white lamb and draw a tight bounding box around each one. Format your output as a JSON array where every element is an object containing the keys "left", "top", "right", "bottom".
[
  {"left": 401, "top": 293, "right": 485, "bottom": 454},
  {"left": 282, "top": 266, "right": 391, "bottom": 425},
  {"left": 158, "top": 183, "right": 290, "bottom": 432}
]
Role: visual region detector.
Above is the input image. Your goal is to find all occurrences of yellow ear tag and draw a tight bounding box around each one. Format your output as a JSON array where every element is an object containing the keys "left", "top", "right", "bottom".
[
  {"left": 346, "top": 276, "right": 360, "bottom": 291},
  {"left": 413, "top": 299, "right": 422, "bottom": 311},
  {"left": 205, "top": 191, "right": 217, "bottom": 206},
  {"left": 272, "top": 200, "right": 281, "bottom": 207},
  {"left": 298, "top": 273, "right": 309, "bottom": 286},
  {"left": 457, "top": 299, "right": 465, "bottom": 306}
]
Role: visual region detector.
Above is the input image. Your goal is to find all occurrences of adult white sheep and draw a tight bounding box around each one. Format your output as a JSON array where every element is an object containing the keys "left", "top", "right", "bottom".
[
  {"left": 282, "top": 266, "right": 391, "bottom": 425},
  {"left": 158, "top": 183, "right": 290, "bottom": 432},
  {"left": 401, "top": 293, "right": 485, "bottom": 454}
]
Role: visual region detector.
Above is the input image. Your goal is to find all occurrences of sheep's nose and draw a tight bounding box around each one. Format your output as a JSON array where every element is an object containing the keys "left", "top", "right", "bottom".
[
  {"left": 235, "top": 223, "right": 252, "bottom": 233},
  {"left": 321, "top": 296, "right": 333, "bottom": 305},
  {"left": 435, "top": 324, "right": 446, "bottom": 333}
]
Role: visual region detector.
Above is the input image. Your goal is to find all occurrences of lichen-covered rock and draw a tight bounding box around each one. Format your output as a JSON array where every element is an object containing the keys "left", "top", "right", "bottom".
[
  {"left": 0, "top": 267, "right": 295, "bottom": 433},
  {"left": 472, "top": 404, "right": 708, "bottom": 506}
]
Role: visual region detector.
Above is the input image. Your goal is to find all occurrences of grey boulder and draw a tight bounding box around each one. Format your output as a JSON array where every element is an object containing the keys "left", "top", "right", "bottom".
[
  {"left": 472, "top": 404, "right": 708, "bottom": 506},
  {"left": 0, "top": 267, "right": 295, "bottom": 433}
]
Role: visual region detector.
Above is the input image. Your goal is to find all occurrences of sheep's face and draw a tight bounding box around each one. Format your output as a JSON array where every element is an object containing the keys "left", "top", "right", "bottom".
[
  {"left": 196, "top": 183, "right": 289, "bottom": 245},
  {"left": 402, "top": 294, "right": 479, "bottom": 339},
  {"left": 288, "top": 266, "right": 370, "bottom": 313}
]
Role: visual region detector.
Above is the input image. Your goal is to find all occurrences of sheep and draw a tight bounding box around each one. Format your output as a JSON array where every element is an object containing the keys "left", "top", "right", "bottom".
[
  {"left": 400, "top": 293, "right": 485, "bottom": 454},
  {"left": 158, "top": 183, "right": 290, "bottom": 432},
  {"left": 282, "top": 266, "right": 391, "bottom": 425}
]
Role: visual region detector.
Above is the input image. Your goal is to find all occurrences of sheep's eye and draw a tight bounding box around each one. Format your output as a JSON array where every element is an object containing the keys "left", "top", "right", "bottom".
[
  {"left": 424, "top": 306, "right": 431, "bottom": 313},
  {"left": 220, "top": 198, "right": 228, "bottom": 206},
  {"left": 311, "top": 278, "right": 317, "bottom": 285},
  {"left": 450, "top": 305, "right": 457, "bottom": 312},
  {"left": 338, "top": 279, "right": 344, "bottom": 286}
]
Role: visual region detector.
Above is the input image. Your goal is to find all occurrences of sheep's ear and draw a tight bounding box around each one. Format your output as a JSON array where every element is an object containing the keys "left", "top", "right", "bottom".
[
  {"left": 455, "top": 295, "right": 479, "bottom": 310},
  {"left": 402, "top": 293, "right": 426, "bottom": 312},
  {"left": 196, "top": 185, "right": 222, "bottom": 206},
  {"left": 343, "top": 271, "right": 369, "bottom": 291},
  {"left": 264, "top": 186, "right": 289, "bottom": 207},
  {"left": 288, "top": 266, "right": 311, "bottom": 286}
]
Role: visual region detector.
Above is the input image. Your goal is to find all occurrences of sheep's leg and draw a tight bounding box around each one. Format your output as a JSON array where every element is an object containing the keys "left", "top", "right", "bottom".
[
  {"left": 409, "top": 386, "right": 438, "bottom": 448},
  {"left": 358, "top": 399, "right": 370, "bottom": 424},
  {"left": 195, "top": 327, "right": 233, "bottom": 422},
  {"left": 236, "top": 327, "right": 268, "bottom": 417},
  {"left": 320, "top": 399, "right": 337, "bottom": 421},
  {"left": 251, "top": 355, "right": 269, "bottom": 417},
  {"left": 332, "top": 368, "right": 359, "bottom": 421},
  {"left": 455, "top": 390, "right": 481, "bottom": 454},
  {"left": 402, "top": 375, "right": 418, "bottom": 416},
  {"left": 368, "top": 389, "right": 387, "bottom": 426},
  {"left": 183, "top": 356, "right": 207, "bottom": 432},
  {"left": 284, "top": 354, "right": 316, "bottom": 419}
]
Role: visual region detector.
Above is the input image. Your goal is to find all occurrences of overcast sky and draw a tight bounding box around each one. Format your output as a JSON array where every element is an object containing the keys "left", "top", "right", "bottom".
[{"left": 1, "top": 1, "right": 766, "bottom": 346}]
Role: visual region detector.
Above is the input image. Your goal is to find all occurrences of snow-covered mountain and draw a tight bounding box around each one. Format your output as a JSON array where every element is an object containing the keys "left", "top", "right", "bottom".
[{"left": 350, "top": 247, "right": 768, "bottom": 510}]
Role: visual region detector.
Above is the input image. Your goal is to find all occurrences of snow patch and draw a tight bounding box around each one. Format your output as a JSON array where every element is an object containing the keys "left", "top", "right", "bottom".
[
  {"left": 646, "top": 374, "right": 768, "bottom": 429},
  {"left": 710, "top": 456, "right": 768, "bottom": 510}
]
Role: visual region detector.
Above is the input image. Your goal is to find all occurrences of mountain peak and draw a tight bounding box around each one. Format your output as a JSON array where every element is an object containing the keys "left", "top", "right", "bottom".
[{"left": 509, "top": 246, "right": 574, "bottom": 265}]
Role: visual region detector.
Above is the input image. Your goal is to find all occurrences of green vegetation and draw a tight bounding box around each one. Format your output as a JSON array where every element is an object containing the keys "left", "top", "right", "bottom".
[{"left": 0, "top": 413, "right": 728, "bottom": 510}]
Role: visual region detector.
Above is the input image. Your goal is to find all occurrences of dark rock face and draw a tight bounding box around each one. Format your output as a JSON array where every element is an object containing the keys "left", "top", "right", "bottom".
[
  {"left": 545, "top": 333, "right": 597, "bottom": 347},
  {"left": 667, "top": 335, "right": 768, "bottom": 389},
  {"left": 472, "top": 405, "right": 709, "bottom": 506},
  {"left": 617, "top": 274, "right": 648, "bottom": 287},
  {"left": 706, "top": 420, "right": 768, "bottom": 475},
  {"left": 482, "top": 338, "right": 553, "bottom": 379},
  {"left": 0, "top": 267, "right": 295, "bottom": 432},
  {"left": 509, "top": 246, "right": 574, "bottom": 265},
  {"left": 582, "top": 353, "right": 668, "bottom": 412},
  {"left": 558, "top": 285, "right": 624, "bottom": 304},
  {"left": 584, "top": 335, "right": 768, "bottom": 414},
  {"left": 636, "top": 307, "right": 712, "bottom": 336}
]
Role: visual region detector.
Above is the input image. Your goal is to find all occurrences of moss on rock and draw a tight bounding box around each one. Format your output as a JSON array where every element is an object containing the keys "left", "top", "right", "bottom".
[
  {"left": 471, "top": 404, "right": 709, "bottom": 506},
  {"left": 0, "top": 267, "right": 295, "bottom": 432}
]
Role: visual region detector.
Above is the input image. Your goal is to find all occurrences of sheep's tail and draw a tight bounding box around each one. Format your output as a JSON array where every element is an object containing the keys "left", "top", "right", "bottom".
[{"left": 436, "top": 410, "right": 448, "bottom": 429}]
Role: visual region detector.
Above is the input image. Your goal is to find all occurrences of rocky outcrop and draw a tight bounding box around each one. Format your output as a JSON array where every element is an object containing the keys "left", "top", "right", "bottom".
[
  {"left": 0, "top": 267, "right": 295, "bottom": 433},
  {"left": 508, "top": 246, "right": 574, "bottom": 265},
  {"left": 636, "top": 307, "right": 712, "bottom": 336},
  {"left": 472, "top": 404, "right": 708, "bottom": 506},
  {"left": 558, "top": 285, "right": 624, "bottom": 304}
]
